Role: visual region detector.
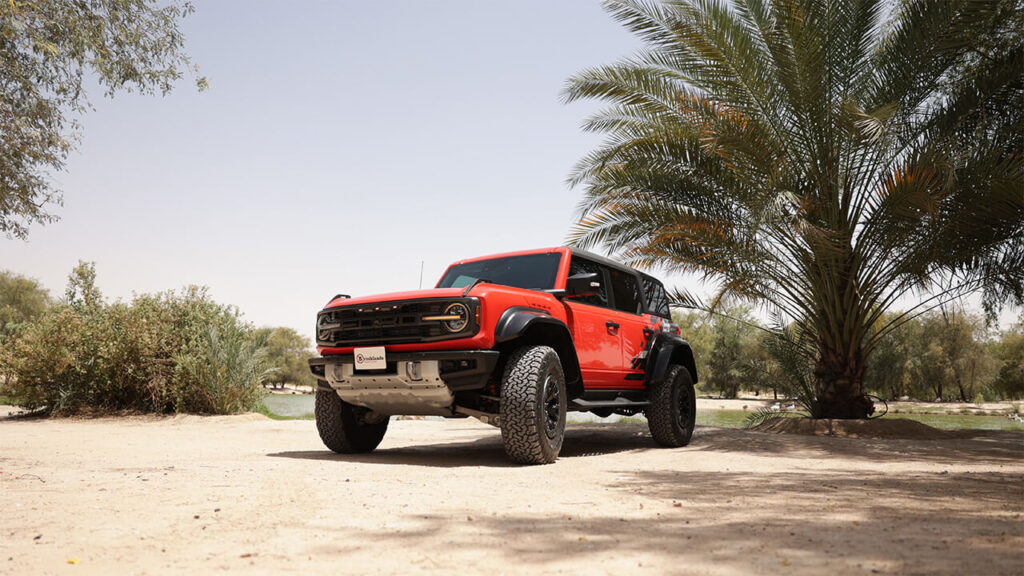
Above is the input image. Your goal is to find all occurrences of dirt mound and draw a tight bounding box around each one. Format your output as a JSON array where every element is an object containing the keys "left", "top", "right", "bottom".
[{"left": 752, "top": 417, "right": 954, "bottom": 439}]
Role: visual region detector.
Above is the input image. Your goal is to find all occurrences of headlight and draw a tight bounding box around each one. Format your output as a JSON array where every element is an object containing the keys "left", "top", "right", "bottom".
[
  {"left": 441, "top": 302, "right": 469, "bottom": 332},
  {"left": 317, "top": 314, "right": 332, "bottom": 341}
]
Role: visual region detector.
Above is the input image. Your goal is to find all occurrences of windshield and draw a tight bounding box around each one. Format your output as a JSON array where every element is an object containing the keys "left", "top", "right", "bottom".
[{"left": 436, "top": 253, "right": 562, "bottom": 291}]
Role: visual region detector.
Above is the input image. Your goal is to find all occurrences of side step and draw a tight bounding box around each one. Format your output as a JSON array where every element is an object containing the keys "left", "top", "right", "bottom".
[{"left": 571, "top": 398, "right": 650, "bottom": 410}]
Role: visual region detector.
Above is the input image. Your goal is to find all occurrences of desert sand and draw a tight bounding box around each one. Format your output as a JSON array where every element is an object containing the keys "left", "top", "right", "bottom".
[{"left": 1, "top": 411, "right": 1021, "bottom": 575}]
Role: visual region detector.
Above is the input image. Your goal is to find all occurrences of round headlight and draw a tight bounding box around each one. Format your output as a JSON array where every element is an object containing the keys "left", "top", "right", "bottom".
[
  {"left": 443, "top": 302, "right": 470, "bottom": 332},
  {"left": 317, "top": 315, "right": 331, "bottom": 341}
]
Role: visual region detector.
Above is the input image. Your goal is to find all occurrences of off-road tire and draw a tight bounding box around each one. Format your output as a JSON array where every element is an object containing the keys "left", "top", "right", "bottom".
[
  {"left": 646, "top": 364, "right": 696, "bottom": 447},
  {"left": 315, "top": 390, "right": 390, "bottom": 454},
  {"left": 499, "top": 346, "right": 567, "bottom": 465}
]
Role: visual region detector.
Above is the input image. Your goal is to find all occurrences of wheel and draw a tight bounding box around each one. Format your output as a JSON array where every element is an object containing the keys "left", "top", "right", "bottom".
[
  {"left": 314, "top": 389, "right": 390, "bottom": 453},
  {"left": 646, "top": 364, "right": 696, "bottom": 447},
  {"left": 499, "top": 346, "right": 567, "bottom": 465}
]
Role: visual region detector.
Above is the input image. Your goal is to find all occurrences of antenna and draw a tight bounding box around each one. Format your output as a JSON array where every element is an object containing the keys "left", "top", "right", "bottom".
[{"left": 418, "top": 260, "right": 424, "bottom": 289}]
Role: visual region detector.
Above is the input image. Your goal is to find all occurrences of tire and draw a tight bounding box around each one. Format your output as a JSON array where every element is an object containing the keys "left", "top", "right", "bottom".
[
  {"left": 646, "top": 364, "right": 696, "bottom": 447},
  {"left": 499, "top": 346, "right": 567, "bottom": 465},
  {"left": 314, "top": 390, "right": 390, "bottom": 454}
]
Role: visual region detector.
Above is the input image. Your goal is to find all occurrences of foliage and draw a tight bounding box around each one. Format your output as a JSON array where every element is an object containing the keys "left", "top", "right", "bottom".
[
  {"left": 865, "top": 308, "right": 997, "bottom": 402},
  {"left": 174, "top": 324, "right": 273, "bottom": 414},
  {"left": 0, "top": 0, "right": 206, "bottom": 239},
  {"left": 672, "top": 310, "right": 713, "bottom": 392},
  {"left": 990, "top": 315, "right": 1024, "bottom": 399},
  {"left": 703, "top": 306, "right": 760, "bottom": 398},
  {"left": 565, "top": 0, "right": 1024, "bottom": 418},
  {"left": 253, "top": 326, "right": 316, "bottom": 388},
  {"left": 0, "top": 269, "right": 51, "bottom": 337},
  {"left": 675, "top": 304, "right": 1019, "bottom": 404},
  {"left": 0, "top": 262, "right": 270, "bottom": 415},
  {"left": 675, "top": 306, "right": 815, "bottom": 403}
]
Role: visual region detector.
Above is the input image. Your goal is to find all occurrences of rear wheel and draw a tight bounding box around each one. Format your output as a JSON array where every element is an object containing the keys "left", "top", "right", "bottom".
[
  {"left": 315, "top": 390, "right": 389, "bottom": 453},
  {"left": 499, "top": 346, "right": 566, "bottom": 465},
  {"left": 646, "top": 365, "right": 696, "bottom": 447}
]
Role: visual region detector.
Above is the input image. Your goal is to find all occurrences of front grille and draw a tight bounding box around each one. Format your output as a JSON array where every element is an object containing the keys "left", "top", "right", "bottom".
[{"left": 316, "top": 298, "right": 476, "bottom": 347}]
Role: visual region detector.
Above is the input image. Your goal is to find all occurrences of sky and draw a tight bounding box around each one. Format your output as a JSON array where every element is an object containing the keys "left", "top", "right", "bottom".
[
  {"left": 3, "top": 1, "right": 1018, "bottom": 339},
  {"left": 3, "top": 1, "right": 647, "bottom": 340}
]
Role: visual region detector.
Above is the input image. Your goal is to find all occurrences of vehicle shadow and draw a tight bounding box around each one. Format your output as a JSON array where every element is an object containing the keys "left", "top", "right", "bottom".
[
  {"left": 267, "top": 423, "right": 660, "bottom": 468},
  {"left": 269, "top": 419, "right": 1024, "bottom": 469}
]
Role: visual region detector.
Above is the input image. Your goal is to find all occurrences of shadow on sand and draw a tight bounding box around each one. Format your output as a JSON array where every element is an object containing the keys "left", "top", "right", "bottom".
[{"left": 267, "top": 423, "right": 663, "bottom": 468}]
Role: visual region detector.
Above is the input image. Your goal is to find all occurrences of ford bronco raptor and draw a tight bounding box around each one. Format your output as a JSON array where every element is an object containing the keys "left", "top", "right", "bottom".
[{"left": 309, "top": 247, "right": 698, "bottom": 465}]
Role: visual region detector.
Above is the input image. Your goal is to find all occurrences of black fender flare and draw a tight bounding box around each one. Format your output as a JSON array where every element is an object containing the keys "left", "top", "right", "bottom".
[
  {"left": 494, "top": 307, "right": 583, "bottom": 397},
  {"left": 645, "top": 333, "right": 699, "bottom": 387}
]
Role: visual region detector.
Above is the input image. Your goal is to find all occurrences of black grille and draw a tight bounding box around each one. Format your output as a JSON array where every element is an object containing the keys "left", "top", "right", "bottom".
[{"left": 316, "top": 298, "right": 475, "bottom": 347}]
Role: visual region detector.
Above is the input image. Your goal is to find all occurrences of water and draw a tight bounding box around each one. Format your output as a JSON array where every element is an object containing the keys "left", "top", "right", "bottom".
[
  {"left": 258, "top": 396, "right": 1023, "bottom": 431},
  {"left": 263, "top": 394, "right": 314, "bottom": 417},
  {"left": 261, "top": 393, "right": 644, "bottom": 422}
]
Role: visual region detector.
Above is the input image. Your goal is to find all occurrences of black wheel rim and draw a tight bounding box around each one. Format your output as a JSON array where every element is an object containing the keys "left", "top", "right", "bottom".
[
  {"left": 676, "top": 380, "right": 692, "bottom": 430},
  {"left": 542, "top": 373, "right": 561, "bottom": 439}
]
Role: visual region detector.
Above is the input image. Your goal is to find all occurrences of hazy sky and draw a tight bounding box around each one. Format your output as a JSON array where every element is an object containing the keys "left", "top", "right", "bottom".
[
  {"left": 3, "top": 1, "right": 1017, "bottom": 339},
  {"left": 4, "top": 1, "right": 647, "bottom": 339}
]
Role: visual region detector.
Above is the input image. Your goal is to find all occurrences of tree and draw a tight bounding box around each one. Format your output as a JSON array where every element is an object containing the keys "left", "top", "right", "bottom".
[
  {"left": 0, "top": 270, "right": 51, "bottom": 336},
  {"left": 254, "top": 327, "right": 316, "bottom": 388},
  {"left": 864, "top": 312, "right": 917, "bottom": 400},
  {"left": 930, "top": 308, "right": 993, "bottom": 402},
  {"left": 672, "top": 309, "right": 713, "bottom": 390},
  {"left": 565, "top": 0, "right": 1024, "bottom": 418},
  {"left": 991, "top": 315, "right": 1024, "bottom": 400},
  {"left": 704, "top": 305, "right": 760, "bottom": 398},
  {"left": 0, "top": 0, "right": 205, "bottom": 239}
]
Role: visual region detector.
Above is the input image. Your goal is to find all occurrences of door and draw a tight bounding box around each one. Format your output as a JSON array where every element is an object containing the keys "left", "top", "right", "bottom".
[
  {"left": 606, "top": 268, "right": 650, "bottom": 388},
  {"left": 562, "top": 256, "right": 622, "bottom": 389}
]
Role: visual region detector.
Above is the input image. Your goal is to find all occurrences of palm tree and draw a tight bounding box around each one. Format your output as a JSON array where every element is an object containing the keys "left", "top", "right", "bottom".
[{"left": 565, "top": 0, "right": 1023, "bottom": 418}]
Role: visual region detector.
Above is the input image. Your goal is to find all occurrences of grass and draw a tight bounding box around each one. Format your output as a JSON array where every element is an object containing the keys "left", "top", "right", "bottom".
[
  {"left": 695, "top": 409, "right": 1024, "bottom": 431},
  {"left": 885, "top": 412, "right": 1024, "bottom": 431},
  {"left": 697, "top": 409, "right": 760, "bottom": 428}
]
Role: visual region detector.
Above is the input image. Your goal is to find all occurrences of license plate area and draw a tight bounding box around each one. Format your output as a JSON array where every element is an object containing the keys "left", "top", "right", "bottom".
[{"left": 353, "top": 346, "right": 387, "bottom": 371}]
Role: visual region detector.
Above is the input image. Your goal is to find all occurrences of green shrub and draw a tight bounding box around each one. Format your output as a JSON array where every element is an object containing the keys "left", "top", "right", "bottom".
[
  {"left": 0, "top": 262, "right": 272, "bottom": 415},
  {"left": 173, "top": 323, "right": 272, "bottom": 414}
]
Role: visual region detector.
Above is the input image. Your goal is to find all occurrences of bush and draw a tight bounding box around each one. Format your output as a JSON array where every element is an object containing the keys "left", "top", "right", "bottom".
[
  {"left": 173, "top": 323, "right": 272, "bottom": 414},
  {"left": 0, "top": 262, "right": 272, "bottom": 415}
]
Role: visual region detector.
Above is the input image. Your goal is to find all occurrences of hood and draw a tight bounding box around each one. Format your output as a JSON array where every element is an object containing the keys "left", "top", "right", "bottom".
[{"left": 323, "top": 288, "right": 467, "bottom": 309}]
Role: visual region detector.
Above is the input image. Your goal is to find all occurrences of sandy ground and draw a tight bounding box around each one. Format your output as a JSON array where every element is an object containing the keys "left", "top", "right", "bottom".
[{"left": 0, "top": 411, "right": 1021, "bottom": 576}]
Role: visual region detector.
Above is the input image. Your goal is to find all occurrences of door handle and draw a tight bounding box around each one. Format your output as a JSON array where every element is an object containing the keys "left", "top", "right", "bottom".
[{"left": 606, "top": 321, "right": 620, "bottom": 333}]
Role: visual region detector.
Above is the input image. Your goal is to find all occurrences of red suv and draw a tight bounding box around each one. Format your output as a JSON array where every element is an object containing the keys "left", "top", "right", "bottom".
[{"left": 309, "top": 247, "right": 699, "bottom": 464}]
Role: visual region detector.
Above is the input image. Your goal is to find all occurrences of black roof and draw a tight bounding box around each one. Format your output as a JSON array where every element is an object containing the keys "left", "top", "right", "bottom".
[{"left": 568, "top": 247, "right": 663, "bottom": 284}]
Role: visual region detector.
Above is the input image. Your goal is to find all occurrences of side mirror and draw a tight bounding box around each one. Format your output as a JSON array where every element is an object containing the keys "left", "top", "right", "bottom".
[{"left": 565, "top": 272, "right": 600, "bottom": 297}]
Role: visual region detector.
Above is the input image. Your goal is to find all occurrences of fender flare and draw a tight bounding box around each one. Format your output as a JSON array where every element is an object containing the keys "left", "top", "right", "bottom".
[
  {"left": 494, "top": 307, "right": 583, "bottom": 397},
  {"left": 645, "top": 333, "right": 699, "bottom": 386}
]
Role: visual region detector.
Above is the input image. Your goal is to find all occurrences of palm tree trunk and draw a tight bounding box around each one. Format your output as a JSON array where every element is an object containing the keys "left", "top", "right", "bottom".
[{"left": 814, "top": 346, "right": 874, "bottom": 419}]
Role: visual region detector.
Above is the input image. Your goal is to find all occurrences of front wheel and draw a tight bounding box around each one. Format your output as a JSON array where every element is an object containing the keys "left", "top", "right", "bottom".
[
  {"left": 645, "top": 365, "right": 696, "bottom": 447},
  {"left": 314, "top": 390, "right": 390, "bottom": 453},
  {"left": 499, "top": 346, "right": 567, "bottom": 465}
]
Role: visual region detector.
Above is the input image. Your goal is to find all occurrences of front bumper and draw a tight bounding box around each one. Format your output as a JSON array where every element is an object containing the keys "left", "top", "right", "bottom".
[{"left": 308, "top": 350, "right": 500, "bottom": 416}]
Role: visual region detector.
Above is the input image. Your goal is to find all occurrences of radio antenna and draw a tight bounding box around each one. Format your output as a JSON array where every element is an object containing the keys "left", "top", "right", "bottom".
[{"left": 418, "top": 260, "right": 424, "bottom": 289}]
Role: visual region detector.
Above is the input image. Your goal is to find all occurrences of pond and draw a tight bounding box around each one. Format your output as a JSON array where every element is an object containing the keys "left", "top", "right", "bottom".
[
  {"left": 263, "top": 394, "right": 314, "bottom": 417},
  {"left": 260, "top": 394, "right": 1024, "bottom": 431}
]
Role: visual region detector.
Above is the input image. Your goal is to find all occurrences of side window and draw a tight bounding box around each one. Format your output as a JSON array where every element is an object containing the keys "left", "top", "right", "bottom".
[
  {"left": 642, "top": 276, "right": 671, "bottom": 318},
  {"left": 609, "top": 269, "right": 642, "bottom": 314},
  {"left": 568, "top": 257, "right": 609, "bottom": 308}
]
